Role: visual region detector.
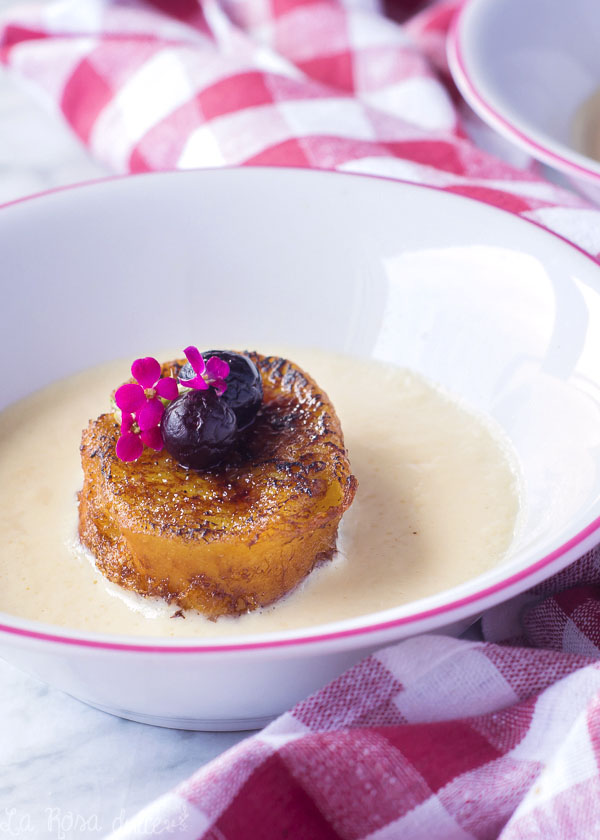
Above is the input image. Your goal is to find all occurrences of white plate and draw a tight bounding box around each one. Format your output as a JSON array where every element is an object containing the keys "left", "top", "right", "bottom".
[
  {"left": 1, "top": 168, "right": 600, "bottom": 729},
  {"left": 448, "top": 0, "right": 600, "bottom": 202}
]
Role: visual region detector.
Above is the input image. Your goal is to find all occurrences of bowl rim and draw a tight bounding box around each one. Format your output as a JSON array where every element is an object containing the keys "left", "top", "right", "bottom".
[
  {"left": 1, "top": 166, "right": 600, "bottom": 654},
  {"left": 447, "top": 0, "right": 600, "bottom": 187}
]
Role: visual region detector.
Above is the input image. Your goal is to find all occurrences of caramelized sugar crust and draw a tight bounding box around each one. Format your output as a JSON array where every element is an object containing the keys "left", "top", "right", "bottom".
[{"left": 78, "top": 353, "right": 358, "bottom": 618}]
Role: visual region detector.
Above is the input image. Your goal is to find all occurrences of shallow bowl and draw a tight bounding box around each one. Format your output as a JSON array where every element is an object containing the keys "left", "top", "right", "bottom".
[
  {"left": 2, "top": 168, "right": 600, "bottom": 730},
  {"left": 448, "top": 0, "right": 600, "bottom": 203}
]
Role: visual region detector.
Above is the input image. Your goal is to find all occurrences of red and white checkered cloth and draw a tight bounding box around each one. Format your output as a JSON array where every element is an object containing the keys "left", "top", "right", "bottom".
[
  {"left": 4, "top": 1, "right": 600, "bottom": 837},
  {"left": 108, "top": 633, "right": 600, "bottom": 840},
  {"left": 2, "top": 0, "right": 600, "bottom": 255}
]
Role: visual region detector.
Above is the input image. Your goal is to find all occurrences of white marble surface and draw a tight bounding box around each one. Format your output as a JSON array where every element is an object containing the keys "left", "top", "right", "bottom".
[
  {"left": 1, "top": 663, "right": 247, "bottom": 838},
  {"left": 0, "top": 2, "right": 250, "bottom": 837}
]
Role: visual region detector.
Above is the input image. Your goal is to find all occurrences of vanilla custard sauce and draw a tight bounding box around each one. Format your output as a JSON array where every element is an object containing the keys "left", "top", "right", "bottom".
[
  {"left": 572, "top": 86, "right": 600, "bottom": 162},
  {"left": 0, "top": 350, "right": 520, "bottom": 637}
]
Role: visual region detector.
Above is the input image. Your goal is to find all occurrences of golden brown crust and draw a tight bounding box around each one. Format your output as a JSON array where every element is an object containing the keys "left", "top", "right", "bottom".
[{"left": 78, "top": 353, "right": 357, "bottom": 618}]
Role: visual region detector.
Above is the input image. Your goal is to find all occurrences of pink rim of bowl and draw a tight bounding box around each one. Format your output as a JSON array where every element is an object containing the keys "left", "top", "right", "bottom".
[
  {"left": 1, "top": 167, "right": 600, "bottom": 654},
  {"left": 447, "top": 2, "right": 600, "bottom": 188}
]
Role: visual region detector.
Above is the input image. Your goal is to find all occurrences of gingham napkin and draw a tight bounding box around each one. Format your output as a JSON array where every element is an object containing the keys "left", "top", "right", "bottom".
[
  {"left": 4, "top": 1, "right": 600, "bottom": 837},
  {"left": 108, "top": 634, "right": 600, "bottom": 840},
  {"left": 2, "top": 0, "right": 600, "bottom": 255}
]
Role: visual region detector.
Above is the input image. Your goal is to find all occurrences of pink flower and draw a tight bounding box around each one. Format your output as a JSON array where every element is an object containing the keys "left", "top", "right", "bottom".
[
  {"left": 114, "top": 356, "right": 179, "bottom": 462},
  {"left": 115, "top": 413, "right": 162, "bottom": 462},
  {"left": 181, "top": 346, "right": 229, "bottom": 396}
]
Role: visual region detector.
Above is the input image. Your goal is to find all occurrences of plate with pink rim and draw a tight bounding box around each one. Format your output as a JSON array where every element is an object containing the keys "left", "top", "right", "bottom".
[
  {"left": 1, "top": 168, "right": 600, "bottom": 729},
  {"left": 448, "top": 0, "right": 600, "bottom": 203}
]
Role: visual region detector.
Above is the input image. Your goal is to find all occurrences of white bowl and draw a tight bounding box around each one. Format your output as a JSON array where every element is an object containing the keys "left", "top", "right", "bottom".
[
  {"left": 2, "top": 168, "right": 600, "bottom": 730},
  {"left": 448, "top": 0, "right": 600, "bottom": 203}
]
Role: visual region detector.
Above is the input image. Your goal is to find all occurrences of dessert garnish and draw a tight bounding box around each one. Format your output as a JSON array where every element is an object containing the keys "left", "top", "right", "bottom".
[
  {"left": 181, "top": 349, "right": 263, "bottom": 430},
  {"left": 113, "top": 347, "right": 263, "bottom": 469},
  {"left": 162, "top": 390, "right": 238, "bottom": 470},
  {"left": 178, "top": 345, "right": 229, "bottom": 395},
  {"left": 114, "top": 357, "right": 179, "bottom": 462}
]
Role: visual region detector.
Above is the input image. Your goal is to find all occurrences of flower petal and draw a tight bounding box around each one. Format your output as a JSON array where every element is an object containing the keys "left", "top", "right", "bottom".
[
  {"left": 156, "top": 376, "right": 179, "bottom": 400},
  {"left": 116, "top": 433, "right": 143, "bottom": 462},
  {"left": 120, "top": 412, "right": 135, "bottom": 434},
  {"left": 141, "top": 426, "right": 164, "bottom": 452},
  {"left": 206, "top": 357, "right": 230, "bottom": 382},
  {"left": 132, "top": 356, "right": 161, "bottom": 388},
  {"left": 184, "top": 374, "right": 209, "bottom": 391},
  {"left": 212, "top": 378, "right": 227, "bottom": 396},
  {"left": 137, "top": 398, "right": 164, "bottom": 431},
  {"left": 184, "top": 346, "right": 205, "bottom": 375},
  {"left": 115, "top": 383, "right": 145, "bottom": 413}
]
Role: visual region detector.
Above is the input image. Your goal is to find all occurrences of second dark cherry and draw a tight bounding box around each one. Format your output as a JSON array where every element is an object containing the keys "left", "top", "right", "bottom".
[{"left": 180, "top": 350, "right": 263, "bottom": 430}]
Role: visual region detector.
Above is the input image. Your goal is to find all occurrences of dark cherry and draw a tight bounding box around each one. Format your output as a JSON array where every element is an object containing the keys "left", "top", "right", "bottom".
[
  {"left": 161, "top": 390, "right": 237, "bottom": 470},
  {"left": 180, "top": 350, "right": 263, "bottom": 430}
]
